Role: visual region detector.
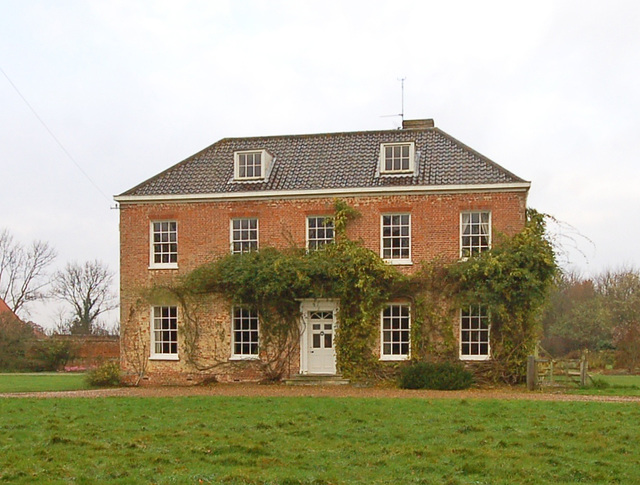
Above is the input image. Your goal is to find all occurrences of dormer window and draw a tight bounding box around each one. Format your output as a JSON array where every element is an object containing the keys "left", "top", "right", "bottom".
[
  {"left": 234, "top": 150, "right": 272, "bottom": 180},
  {"left": 380, "top": 142, "right": 415, "bottom": 174}
]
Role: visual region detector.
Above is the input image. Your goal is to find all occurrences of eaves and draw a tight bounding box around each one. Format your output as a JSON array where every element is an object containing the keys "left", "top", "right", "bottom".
[{"left": 114, "top": 182, "right": 531, "bottom": 205}]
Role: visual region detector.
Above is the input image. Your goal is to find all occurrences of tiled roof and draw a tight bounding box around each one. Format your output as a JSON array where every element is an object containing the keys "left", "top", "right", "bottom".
[
  {"left": 0, "top": 297, "right": 19, "bottom": 320},
  {"left": 119, "top": 122, "right": 527, "bottom": 198},
  {"left": 0, "top": 297, "right": 12, "bottom": 313}
]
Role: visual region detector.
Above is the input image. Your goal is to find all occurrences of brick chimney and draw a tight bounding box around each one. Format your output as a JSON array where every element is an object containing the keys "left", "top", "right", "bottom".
[{"left": 402, "top": 119, "right": 435, "bottom": 129}]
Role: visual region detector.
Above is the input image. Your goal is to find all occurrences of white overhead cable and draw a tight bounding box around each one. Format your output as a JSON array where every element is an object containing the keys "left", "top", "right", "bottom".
[{"left": 0, "top": 65, "right": 112, "bottom": 203}]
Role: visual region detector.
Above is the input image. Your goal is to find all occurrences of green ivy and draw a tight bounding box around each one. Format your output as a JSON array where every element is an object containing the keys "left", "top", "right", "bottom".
[
  {"left": 157, "top": 203, "right": 556, "bottom": 383},
  {"left": 450, "top": 209, "right": 557, "bottom": 383}
]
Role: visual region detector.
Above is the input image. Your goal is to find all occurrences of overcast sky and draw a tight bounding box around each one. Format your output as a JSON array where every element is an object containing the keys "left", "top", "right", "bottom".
[{"left": 1, "top": 1, "right": 639, "bottom": 328}]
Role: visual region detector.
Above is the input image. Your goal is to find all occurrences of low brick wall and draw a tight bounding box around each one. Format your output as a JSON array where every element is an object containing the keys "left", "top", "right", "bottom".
[{"left": 50, "top": 335, "right": 120, "bottom": 369}]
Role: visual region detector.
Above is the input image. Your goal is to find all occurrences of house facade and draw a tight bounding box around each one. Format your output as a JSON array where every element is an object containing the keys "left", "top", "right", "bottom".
[{"left": 115, "top": 119, "right": 530, "bottom": 384}]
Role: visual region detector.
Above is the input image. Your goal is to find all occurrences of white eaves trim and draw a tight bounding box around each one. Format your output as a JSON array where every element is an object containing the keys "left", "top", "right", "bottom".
[{"left": 114, "top": 182, "right": 531, "bottom": 204}]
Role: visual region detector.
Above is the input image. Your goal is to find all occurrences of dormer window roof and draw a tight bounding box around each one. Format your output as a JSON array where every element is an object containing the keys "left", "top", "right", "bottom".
[
  {"left": 380, "top": 142, "right": 415, "bottom": 174},
  {"left": 234, "top": 149, "right": 273, "bottom": 181}
]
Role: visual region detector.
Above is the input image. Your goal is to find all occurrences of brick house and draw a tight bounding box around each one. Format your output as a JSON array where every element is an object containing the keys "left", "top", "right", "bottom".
[{"left": 115, "top": 119, "right": 530, "bottom": 384}]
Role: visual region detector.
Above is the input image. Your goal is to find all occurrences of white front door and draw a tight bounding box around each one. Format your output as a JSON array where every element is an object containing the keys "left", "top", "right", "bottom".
[{"left": 300, "top": 300, "right": 337, "bottom": 375}]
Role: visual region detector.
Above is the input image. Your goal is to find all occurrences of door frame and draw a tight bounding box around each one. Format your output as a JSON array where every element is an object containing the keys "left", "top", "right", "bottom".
[{"left": 299, "top": 299, "right": 339, "bottom": 375}]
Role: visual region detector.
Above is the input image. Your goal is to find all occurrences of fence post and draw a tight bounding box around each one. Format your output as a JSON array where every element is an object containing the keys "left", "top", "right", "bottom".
[
  {"left": 527, "top": 355, "right": 537, "bottom": 391},
  {"left": 580, "top": 353, "right": 588, "bottom": 387}
]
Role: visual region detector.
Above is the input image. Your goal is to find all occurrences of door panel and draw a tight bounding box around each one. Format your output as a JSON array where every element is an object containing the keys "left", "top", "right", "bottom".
[{"left": 302, "top": 304, "right": 337, "bottom": 375}]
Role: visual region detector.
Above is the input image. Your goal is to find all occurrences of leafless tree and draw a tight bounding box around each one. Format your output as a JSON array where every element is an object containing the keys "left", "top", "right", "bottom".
[
  {"left": 51, "top": 260, "right": 118, "bottom": 335},
  {"left": 0, "top": 228, "right": 57, "bottom": 317}
]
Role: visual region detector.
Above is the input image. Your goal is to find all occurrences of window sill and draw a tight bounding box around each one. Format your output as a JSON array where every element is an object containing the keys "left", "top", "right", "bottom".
[
  {"left": 149, "top": 263, "right": 178, "bottom": 270},
  {"left": 379, "top": 170, "right": 414, "bottom": 176},
  {"left": 149, "top": 355, "right": 179, "bottom": 361},
  {"left": 380, "top": 355, "right": 409, "bottom": 362},
  {"left": 384, "top": 259, "right": 413, "bottom": 266},
  {"left": 231, "top": 177, "right": 266, "bottom": 183},
  {"left": 229, "top": 355, "right": 260, "bottom": 361},
  {"left": 460, "top": 355, "right": 491, "bottom": 361}
]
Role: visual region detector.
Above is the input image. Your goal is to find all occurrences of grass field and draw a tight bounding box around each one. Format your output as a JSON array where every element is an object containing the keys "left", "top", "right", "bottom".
[
  {"left": 0, "top": 373, "right": 91, "bottom": 393},
  {"left": 1, "top": 395, "right": 639, "bottom": 484},
  {"left": 594, "top": 374, "right": 640, "bottom": 387},
  {"left": 566, "top": 373, "right": 640, "bottom": 397}
]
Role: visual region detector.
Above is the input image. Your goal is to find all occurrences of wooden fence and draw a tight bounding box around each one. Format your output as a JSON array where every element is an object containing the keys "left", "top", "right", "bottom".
[{"left": 527, "top": 352, "right": 591, "bottom": 390}]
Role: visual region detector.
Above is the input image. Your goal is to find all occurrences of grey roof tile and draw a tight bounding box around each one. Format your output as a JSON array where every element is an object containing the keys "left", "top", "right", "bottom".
[{"left": 119, "top": 125, "right": 527, "bottom": 197}]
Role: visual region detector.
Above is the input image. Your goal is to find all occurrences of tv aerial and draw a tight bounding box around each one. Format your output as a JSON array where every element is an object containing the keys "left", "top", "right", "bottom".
[{"left": 381, "top": 77, "right": 406, "bottom": 127}]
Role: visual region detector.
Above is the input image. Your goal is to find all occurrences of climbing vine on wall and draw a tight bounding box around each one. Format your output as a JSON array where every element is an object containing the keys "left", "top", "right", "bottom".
[
  {"left": 152, "top": 202, "right": 556, "bottom": 383},
  {"left": 177, "top": 200, "right": 402, "bottom": 379},
  {"left": 450, "top": 209, "right": 557, "bottom": 383}
]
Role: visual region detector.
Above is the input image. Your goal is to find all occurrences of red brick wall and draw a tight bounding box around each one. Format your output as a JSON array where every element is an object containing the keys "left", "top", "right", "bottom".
[
  {"left": 48, "top": 335, "right": 120, "bottom": 368},
  {"left": 119, "top": 191, "right": 527, "bottom": 384}
]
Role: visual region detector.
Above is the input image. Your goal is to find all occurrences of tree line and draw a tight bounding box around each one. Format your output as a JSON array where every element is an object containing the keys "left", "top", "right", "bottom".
[
  {"left": 0, "top": 228, "right": 117, "bottom": 335},
  {"left": 541, "top": 268, "right": 640, "bottom": 371}
]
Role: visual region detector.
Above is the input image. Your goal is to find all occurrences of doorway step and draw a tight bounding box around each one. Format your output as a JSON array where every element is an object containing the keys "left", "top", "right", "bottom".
[{"left": 284, "top": 374, "right": 350, "bottom": 386}]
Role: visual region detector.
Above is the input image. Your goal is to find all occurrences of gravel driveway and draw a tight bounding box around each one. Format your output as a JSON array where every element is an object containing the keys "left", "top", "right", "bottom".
[{"left": 2, "top": 383, "right": 639, "bottom": 402}]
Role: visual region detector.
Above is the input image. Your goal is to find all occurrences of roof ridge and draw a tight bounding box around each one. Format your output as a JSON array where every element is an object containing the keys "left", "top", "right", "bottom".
[{"left": 217, "top": 126, "right": 437, "bottom": 143}]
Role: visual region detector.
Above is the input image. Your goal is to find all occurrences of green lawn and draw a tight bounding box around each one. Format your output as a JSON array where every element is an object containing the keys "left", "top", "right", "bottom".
[
  {"left": 566, "top": 373, "right": 640, "bottom": 397},
  {"left": 1, "top": 396, "right": 639, "bottom": 484},
  {"left": 0, "top": 372, "right": 92, "bottom": 393},
  {"left": 594, "top": 374, "right": 640, "bottom": 387}
]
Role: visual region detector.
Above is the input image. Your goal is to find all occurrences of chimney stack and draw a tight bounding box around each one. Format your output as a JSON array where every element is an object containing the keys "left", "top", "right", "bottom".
[{"left": 402, "top": 119, "right": 435, "bottom": 130}]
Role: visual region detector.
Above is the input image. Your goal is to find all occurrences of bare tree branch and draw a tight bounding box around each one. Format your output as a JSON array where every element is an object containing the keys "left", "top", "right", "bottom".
[
  {"left": 0, "top": 229, "right": 56, "bottom": 317},
  {"left": 50, "top": 260, "right": 118, "bottom": 335}
]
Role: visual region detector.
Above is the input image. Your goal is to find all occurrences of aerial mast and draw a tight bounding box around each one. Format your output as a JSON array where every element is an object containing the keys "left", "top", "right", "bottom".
[
  {"left": 399, "top": 77, "right": 405, "bottom": 124},
  {"left": 381, "top": 77, "right": 406, "bottom": 127}
]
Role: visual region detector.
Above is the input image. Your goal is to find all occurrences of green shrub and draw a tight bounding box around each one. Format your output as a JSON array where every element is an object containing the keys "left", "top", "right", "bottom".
[
  {"left": 86, "top": 361, "right": 121, "bottom": 387},
  {"left": 399, "top": 361, "right": 474, "bottom": 390},
  {"left": 29, "top": 339, "right": 76, "bottom": 371},
  {"left": 0, "top": 314, "right": 36, "bottom": 371}
]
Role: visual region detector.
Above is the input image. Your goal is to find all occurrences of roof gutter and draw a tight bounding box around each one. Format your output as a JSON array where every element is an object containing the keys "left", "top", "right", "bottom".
[{"left": 114, "top": 182, "right": 530, "bottom": 204}]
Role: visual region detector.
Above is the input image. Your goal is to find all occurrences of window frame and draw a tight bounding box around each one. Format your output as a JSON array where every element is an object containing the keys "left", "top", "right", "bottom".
[
  {"left": 150, "top": 305, "right": 179, "bottom": 360},
  {"left": 379, "top": 142, "right": 415, "bottom": 174},
  {"left": 149, "top": 220, "right": 178, "bottom": 269},
  {"left": 380, "top": 213, "right": 412, "bottom": 265},
  {"left": 233, "top": 150, "right": 273, "bottom": 181},
  {"left": 380, "top": 303, "right": 411, "bottom": 361},
  {"left": 234, "top": 150, "right": 263, "bottom": 180},
  {"left": 230, "top": 306, "right": 260, "bottom": 360},
  {"left": 306, "top": 216, "right": 335, "bottom": 251},
  {"left": 230, "top": 218, "right": 259, "bottom": 254},
  {"left": 459, "top": 305, "right": 491, "bottom": 361},
  {"left": 460, "top": 211, "right": 492, "bottom": 259}
]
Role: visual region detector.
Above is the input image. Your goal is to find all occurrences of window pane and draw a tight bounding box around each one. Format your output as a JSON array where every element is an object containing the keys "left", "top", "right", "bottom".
[
  {"left": 236, "top": 152, "right": 262, "bottom": 179},
  {"left": 382, "top": 144, "right": 411, "bottom": 173},
  {"left": 232, "top": 307, "right": 259, "bottom": 356},
  {"left": 152, "top": 306, "right": 178, "bottom": 356},
  {"left": 381, "top": 304, "right": 410, "bottom": 357},
  {"left": 231, "top": 219, "right": 258, "bottom": 254},
  {"left": 381, "top": 214, "right": 410, "bottom": 261},
  {"left": 460, "top": 212, "right": 491, "bottom": 257},
  {"left": 460, "top": 306, "right": 490, "bottom": 357},
  {"left": 325, "top": 333, "right": 332, "bottom": 348},
  {"left": 152, "top": 222, "right": 177, "bottom": 265},
  {"left": 307, "top": 217, "right": 335, "bottom": 250}
]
